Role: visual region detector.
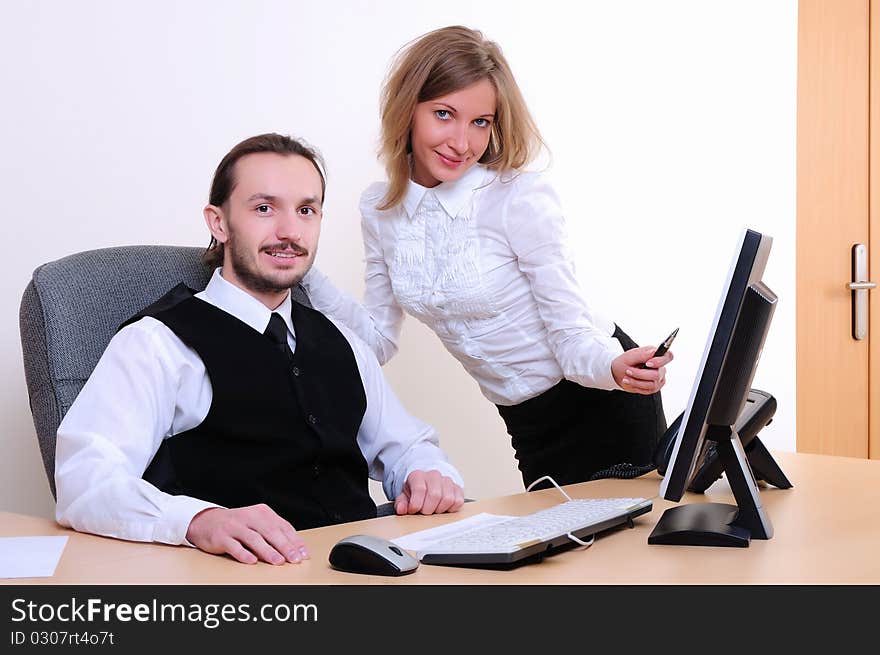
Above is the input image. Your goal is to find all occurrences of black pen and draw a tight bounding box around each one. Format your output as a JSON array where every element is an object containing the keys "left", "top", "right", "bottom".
[{"left": 639, "top": 328, "right": 678, "bottom": 369}]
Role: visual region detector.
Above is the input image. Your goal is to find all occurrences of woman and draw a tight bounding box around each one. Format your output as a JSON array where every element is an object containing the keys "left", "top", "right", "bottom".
[{"left": 303, "top": 25, "right": 673, "bottom": 489}]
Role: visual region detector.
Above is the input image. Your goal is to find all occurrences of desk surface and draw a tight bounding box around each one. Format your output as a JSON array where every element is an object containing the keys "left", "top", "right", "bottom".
[{"left": 2, "top": 451, "right": 878, "bottom": 584}]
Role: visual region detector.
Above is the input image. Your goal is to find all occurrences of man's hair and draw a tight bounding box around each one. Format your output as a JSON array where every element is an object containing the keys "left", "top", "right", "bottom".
[
  {"left": 204, "top": 133, "right": 327, "bottom": 268},
  {"left": 378, "top": 25, "right": 544, "bottom": 210}
]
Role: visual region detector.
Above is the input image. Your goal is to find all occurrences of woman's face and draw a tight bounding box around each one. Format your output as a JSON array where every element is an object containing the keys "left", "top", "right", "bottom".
[{"left": 409, "top": 78, "right": 497, "bottom": 188}]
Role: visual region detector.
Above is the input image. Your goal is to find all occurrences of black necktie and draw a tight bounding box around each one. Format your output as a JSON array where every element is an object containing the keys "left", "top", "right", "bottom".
[{"left": 264, "top": 313, "right": 294, "bottom": 361}]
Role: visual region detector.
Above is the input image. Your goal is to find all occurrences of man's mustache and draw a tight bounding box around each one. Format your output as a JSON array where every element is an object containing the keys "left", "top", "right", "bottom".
[{"left": 261, "top": 242, "right": 309, "bottom": 257}]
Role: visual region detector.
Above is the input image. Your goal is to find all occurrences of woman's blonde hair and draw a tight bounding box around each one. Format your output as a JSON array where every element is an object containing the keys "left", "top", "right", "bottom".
[{"left": 377, "top": 25, "right": 545, "bottom": 210}]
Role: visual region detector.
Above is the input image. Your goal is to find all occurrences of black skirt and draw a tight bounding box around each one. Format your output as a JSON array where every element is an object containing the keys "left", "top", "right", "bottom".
[{"left": 496, "top": 326, "right": 666, "bottom": 490}]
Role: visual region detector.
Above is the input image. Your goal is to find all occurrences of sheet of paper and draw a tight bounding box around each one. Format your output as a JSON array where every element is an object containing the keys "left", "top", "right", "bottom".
[
  {"left": 0, "top": 536, "right": 68, "bottom": 579},
  {"left": 392, "top": 513, "right": 515, "bottom": 556}
]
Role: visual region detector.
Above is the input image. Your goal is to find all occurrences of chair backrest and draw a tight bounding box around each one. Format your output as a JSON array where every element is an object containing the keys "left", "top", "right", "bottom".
[{"left": 19, "top": 245, "right": 310, "bottom": 497}]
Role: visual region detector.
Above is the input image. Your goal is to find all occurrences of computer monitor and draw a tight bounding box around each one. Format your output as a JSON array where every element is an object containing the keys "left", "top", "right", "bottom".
[{"left": 649, "top": 228, "right": 782, "bottom": 547}]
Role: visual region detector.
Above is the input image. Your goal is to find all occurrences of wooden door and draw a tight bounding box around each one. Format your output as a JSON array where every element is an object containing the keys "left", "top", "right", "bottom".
[{"left": 797, "top": 0, "right": 879, "bottom": 458}]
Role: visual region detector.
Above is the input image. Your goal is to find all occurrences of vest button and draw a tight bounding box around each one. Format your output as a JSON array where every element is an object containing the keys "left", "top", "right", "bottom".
[
  {"left": 308, "top": 414, "right": 318, "bottom": 425},
  {"left": 313, "top": 463, "right": 320, "bottom": 477},
  {"left": 291, "top": 365, "right": 300, "bottom": 376}
]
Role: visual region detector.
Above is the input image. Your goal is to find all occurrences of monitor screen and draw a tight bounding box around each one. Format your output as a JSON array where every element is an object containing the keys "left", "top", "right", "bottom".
[
  {"left": 650, "top": 228, "right": 778, "bottom": 547},
  {"left": 659, "top": 228, "right": 772, "bottom": 502}
]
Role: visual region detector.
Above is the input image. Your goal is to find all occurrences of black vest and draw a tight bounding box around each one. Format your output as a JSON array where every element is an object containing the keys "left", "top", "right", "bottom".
[{"left": 122, "top": 284, "right": 376, "bottom": 529}]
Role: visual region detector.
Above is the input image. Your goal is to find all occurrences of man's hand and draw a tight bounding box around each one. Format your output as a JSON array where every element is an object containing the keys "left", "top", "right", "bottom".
[
  {"left": 185, "top": 504, "right": 309, "bottom": 565},
  {"left": 394, "top": 470, "right": 464, "bottom": 515},
  {"left": 611, "top": 346, "right": 674, "bottom": 395}
]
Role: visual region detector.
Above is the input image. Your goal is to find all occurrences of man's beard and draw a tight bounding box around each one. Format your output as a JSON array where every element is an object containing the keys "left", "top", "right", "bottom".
[{"left": 226, "top": 233, "right": 313, "bottom": 293}]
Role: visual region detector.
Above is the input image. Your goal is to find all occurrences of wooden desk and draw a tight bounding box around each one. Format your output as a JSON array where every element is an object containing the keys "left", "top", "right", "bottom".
[{"left": 2, "top": 451, "right": 878, "bottom": 584}]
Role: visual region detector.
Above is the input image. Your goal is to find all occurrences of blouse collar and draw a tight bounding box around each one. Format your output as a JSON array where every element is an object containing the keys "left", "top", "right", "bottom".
[{"left": 402, "top": 163, "right": 487, "bottom": 220}]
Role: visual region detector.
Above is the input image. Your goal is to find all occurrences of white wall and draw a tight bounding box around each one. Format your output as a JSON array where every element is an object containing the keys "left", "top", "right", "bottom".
[{"left": 0, "top": 1, "right": 796, "bottom": 517}]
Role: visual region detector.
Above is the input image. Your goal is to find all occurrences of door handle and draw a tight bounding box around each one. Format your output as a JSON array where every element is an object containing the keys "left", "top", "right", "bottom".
[{"left": 849, "top": 244, "right": 875, "bottom": 340}]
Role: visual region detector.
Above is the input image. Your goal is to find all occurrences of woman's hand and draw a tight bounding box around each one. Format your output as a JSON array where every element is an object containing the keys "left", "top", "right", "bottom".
[{"left": 611, "top": 346, "right": 673, "bottom": 395}]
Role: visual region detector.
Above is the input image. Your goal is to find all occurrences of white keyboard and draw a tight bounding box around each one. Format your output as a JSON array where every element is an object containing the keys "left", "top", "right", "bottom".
[{"left": 420, "top": 497, "right": 652, "bottom": 566}]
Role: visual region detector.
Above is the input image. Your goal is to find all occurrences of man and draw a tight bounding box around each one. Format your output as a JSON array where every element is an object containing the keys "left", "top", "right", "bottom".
[{"left": 54, "top": 133, "right": 465, "bottom": 565}]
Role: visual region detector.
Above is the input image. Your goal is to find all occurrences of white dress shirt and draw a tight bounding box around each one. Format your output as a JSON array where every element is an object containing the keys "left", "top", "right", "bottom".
[
  {"left": 303, "top": 164, "right": 624, "bottom": 406},
  {"left": 54, "top": 268, "right": 463, "bottom": 546}
]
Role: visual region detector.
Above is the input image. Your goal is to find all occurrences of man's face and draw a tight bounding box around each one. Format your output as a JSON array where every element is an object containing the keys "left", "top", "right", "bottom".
[{"left": 206, "top": 152, "right": 323, "bottom": 304}]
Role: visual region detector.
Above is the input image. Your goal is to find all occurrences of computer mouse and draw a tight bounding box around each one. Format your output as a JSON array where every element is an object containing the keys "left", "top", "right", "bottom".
[{"left": 328, "top": 534, "right": 419, "bottom": 576}]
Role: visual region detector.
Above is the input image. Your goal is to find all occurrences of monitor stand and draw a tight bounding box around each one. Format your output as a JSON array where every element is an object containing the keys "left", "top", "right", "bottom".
[
  {"left": 688, "top": 389, "right": 792, "bottom": 493},
  {"left": 648, "top": 425, "right": 774, "bottom": 547}
]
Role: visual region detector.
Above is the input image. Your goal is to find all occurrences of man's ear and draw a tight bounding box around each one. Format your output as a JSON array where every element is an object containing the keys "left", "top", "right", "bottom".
[{"left": 203, "top": 204, "right": 229, "bottom": 244}]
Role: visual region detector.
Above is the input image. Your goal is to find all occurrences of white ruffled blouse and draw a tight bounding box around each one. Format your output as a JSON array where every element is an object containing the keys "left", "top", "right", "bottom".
[{"left": 304, "top": 164, "right": 623, "bottom": 405}]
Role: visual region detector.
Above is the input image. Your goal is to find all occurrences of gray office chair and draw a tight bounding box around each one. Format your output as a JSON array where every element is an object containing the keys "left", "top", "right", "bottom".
[{"left": 19, "top": 245, "right": 312, "bottom": 499}]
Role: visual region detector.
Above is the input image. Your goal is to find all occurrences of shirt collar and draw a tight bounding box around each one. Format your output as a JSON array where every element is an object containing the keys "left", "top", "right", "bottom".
[
  {"left": 402, "top": 163, "right": 487, "bottom": 220},
  {"left": 202, "top": 268, "right": 295, "bottom": 338},
  {"left": 402, "top": 180, "right": 428, "bottom": 220}
]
